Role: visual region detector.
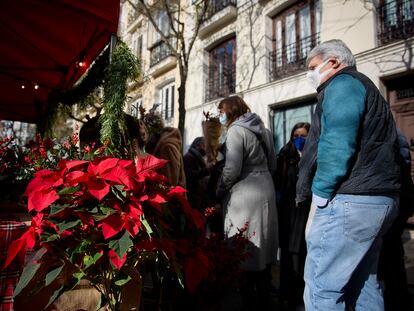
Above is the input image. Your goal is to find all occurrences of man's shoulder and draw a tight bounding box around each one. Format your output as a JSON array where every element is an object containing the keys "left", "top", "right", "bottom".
[{"left": 327, "top": 73, "right": 365, "bottom": 92}]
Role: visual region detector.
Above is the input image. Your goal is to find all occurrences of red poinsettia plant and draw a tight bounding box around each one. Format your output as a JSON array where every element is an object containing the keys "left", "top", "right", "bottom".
[{"left": 4, "top": 153, "right": 209, "bottom": 310}]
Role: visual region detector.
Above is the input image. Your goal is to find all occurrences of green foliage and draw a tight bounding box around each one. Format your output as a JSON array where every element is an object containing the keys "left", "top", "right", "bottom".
[{"left": 100, "top": 41, "right": 140, "bottom": 151}]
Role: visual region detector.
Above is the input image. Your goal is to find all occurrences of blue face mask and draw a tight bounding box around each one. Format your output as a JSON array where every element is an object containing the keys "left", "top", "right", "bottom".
[
  {"left": 293, "top": 136, "right": 306, "bottom": 151},
  {"left": 219, "top": 113, "right": 227, "bottom": 125}
]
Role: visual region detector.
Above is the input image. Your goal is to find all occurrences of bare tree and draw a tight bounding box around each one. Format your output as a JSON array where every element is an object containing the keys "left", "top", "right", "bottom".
[{"left": 127, "top": 0, "right": 210, "bottom": 137}]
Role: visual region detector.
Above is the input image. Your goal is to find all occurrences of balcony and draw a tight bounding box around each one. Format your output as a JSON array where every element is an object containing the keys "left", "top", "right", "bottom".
[
  {"left": 269, "top": 33, "right": 319, "bottom": 81},
  {"left": 205, "top": 67, "right": 236, "bottom": 102},
  {"left": 199, "top": 0, "right": 237, "bottom": 38},
  {"left": 378, "top": 0, "right": 414, "bottom": 46},
  {"left": 150, "top": 40, "right": 174, "bottom": 67}
]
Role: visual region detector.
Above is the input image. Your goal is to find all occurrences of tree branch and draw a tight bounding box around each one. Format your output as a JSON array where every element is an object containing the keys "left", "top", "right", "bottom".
[{"left": 138, "top": 0, "right": 180, "bottom": 59}]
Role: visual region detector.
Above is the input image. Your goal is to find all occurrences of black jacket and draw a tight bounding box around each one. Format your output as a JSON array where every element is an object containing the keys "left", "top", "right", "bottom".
[
  {"left": 183, "top": 147, "right": 210, "bottom": 211},
  {"left": 296, "top": 66, "right": 400, "bottom": 202}
]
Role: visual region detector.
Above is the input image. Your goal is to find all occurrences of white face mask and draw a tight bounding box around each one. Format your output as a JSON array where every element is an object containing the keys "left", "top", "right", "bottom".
[{"left": 306, "top": 59, "right": 333, "bottom": 89}]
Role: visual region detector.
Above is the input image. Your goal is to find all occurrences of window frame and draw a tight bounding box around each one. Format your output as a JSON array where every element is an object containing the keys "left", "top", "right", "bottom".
[
  {"left": 271, "top": 0, "right": 320, "bottom": 71},
  {"left": 158, "top": 82, "right": 175, "bottom": 120},
  {"left": 207, "top": 37, "right": 236, "bottom": 101}
]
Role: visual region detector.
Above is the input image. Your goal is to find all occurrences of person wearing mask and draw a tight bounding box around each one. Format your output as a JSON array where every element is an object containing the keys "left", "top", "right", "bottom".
[
  {"left": 296, "top": 39, "right": 400, "bottom": 310},
  {"left": 183, "top": 137, "right": 212, "bottom": 211},
  {"left": 275, "top": 122, "right": 310, "bottom": 309},
  {"left": 215, "top": 95, "right": 278, "bottom": 310}
]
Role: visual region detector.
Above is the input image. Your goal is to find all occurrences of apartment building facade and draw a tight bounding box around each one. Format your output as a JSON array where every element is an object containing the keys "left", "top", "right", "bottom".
[
  {"left": 119, "top": 1, "right": 180, "bottom": 128},
  {"left": 120, "top": 0, "right": 414, "bottom": 174},
  {"left": 185, "top": 0, "right": 414, "bottom": 165}
]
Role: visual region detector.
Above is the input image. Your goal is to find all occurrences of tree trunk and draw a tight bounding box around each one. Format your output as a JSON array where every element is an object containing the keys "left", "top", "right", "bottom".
[{"left": 178, "top": 65, "right": 187, "bottom": 141}]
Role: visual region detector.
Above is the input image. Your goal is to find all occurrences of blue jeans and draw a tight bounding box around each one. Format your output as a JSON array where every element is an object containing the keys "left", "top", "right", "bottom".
[{"left": 304, "top": 194, "right": 398, "bottom": 310}]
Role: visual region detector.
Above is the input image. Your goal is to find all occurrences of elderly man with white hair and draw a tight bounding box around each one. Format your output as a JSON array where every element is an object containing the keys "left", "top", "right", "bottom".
[{"left": 296, "top": 39, "right": 401, "bottom": 310}]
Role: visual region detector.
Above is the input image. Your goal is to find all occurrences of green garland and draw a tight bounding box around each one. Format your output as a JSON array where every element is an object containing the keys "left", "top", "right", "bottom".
[{"left": 100, "top": 41, "right": 140, "bottom": 150}]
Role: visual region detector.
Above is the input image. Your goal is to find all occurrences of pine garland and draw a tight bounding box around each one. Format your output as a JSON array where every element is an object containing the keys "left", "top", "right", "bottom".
[{"left": 100, "top": 41, "right": 140, "bottom": 150}]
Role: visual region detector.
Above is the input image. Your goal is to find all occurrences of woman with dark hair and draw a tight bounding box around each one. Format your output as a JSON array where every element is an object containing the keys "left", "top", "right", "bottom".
[
  {"left": 216, "top": 95, "right": 278, "bottom": 310},
  {"left": 275, "top": 122, "right": 310, "bottom": 309}
]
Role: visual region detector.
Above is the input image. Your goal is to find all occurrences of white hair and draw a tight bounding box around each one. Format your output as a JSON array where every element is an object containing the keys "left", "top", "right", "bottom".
[{"left": 307, "top": 39, "right": 356, "bottom": 66}]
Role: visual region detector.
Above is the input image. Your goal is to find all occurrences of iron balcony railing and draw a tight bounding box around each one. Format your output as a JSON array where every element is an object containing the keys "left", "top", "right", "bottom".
[
  {"left": 149, "top": 39, "right": 174, "bottom": 67},
  {"left": 204, "top": 0, "right": 237, "bottom": 21},
  {"left": 378, "top": 0, "right": 414, "bottom": 45},
  {"left": 205, "top": 67, "right": 236, "bottom": 102},
  {"left": 269, "top": 33, "right": 320, "bottom": 81}
]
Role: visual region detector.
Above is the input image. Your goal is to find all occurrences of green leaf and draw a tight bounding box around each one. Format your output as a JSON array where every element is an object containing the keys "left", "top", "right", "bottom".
[
  {"left": 111, "top": 186, "right": 126, "bottom": 202},
  {"left": 14, "top": 263, "right": 41, "bottom": 297},
  {"left": 46, "top": 234, "right": 60, "bottom": 242},
  {"left": 45, "top": 285, "right": 64, "bottom": 309},
  {"left": 50, "top": 204, "right": 69, "bottom": 215},
  {"left": 141, "top": 217, "right": 153, "bottom": 237},
  {"left": 58, "top": 185, "right": 81, "bottom": 195},
  {"left": 71, "top": 271, "right": 85, "bottom": 288},
  {"left": 14, "top": 248, "right": 47, "bottom": 297},
  {"left": 114, "top": 185, "right": 125, "bottom": 192},
  {"left": 83, "top": 252, "right": 103, "bottom": 270},
  {"left": 58, "top": 219, "right": 81, "bottom": 233},
  {"left": 109, "top": 230, "right": 133, "bottom": 259},
  {"left": 45, "top": 264, "right": 64, "bottom": 286},
  {"left": 100, "top": 205, "right": 115, "bottom": 216},
  {"left": 114, "top": 275, "right": 131, "bottom": 286}
]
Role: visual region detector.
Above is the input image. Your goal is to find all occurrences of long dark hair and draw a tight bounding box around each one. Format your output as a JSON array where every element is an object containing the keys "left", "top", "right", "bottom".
[
  {"left": 289, "top": 122, "right": 310, "bottom": 142},
  {"left": 218, "top": 95, "right": 251, "bottom": 126}
]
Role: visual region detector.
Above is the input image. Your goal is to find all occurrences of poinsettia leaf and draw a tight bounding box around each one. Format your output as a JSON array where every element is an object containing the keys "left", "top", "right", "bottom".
[
  {"left": 100, "top": 214, "right": 124, "bottom": 240},
  {"left": 65, "top": 160, "right": 88, "bottom": 170},
  {"left": 83, "top": 252, "right": 103, "bottom": 270},
  {"left": 111, "top": 186, "right": 127, "bottom": 202},
  {"left": 109, "top": 230, "right": 133, "bottom": 260},
  {"left": 141, "top": 217, "right": 153, "bottom": 237},
  {"left": 65, "top": 171, "right": 88, "bottom": 186},
  {"left": 114, "top": 276, "right": 131, "bottom": 286},
  {"left": 3, "top": 228, "right": 36, "bottom": 269},
  {"left": 50, "top": 204, "right": 69, "bottom": 215},
  {"left": 99, "top": 205, "right": 115, "bottom": 216},
  {"left": 58, "top": 185, "right": 81, "bottom": 196},
  {"left": 45, "top": 234, "right": 60, "bottom": 242},
  {"left": 108, "top": 249, "right": 127, "bottom": 270},
  {"left": 135, "top": 154, "right": 168, "bottom": 174},
  {"left": 73, "top": 271, "right": 85, "bottom": 282},
  {"left": 184, "top": 249, "right": 209, "bottom": 293},
  {"left": 58, "top": 219, "right": 81, "bottom": 233},
  {"left": 45, "top": 264, "right": 64, "bottom": 286},
  {"left": 28, "top": 189, "right": 59, "bottom": 212},
  {"left": 45, "top": 285, "right": 64, "bottom": 309},
  {"left": 13, "top": 248, "right": 46, "bottom": 297},
  {"left": 91, "top": 158, "right": 119, "bottom": 175},
  {"left": 87, "top": 178, "right": 110, "bottom": 201},
  {"left": 168, "top": 186, "right": 187, "bottom": 195}
]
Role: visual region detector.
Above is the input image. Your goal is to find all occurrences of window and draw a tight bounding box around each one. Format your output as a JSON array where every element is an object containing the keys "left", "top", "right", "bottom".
[
  {"left": 378, "top": 0, "right": 414, "bottom": 45},
  {"left": 270, "top": 0, "right": 321, "bottom": 80},
  {"left": 152, "top": 10, "right": 171, "bottom": 45},
  {"left": 272, "top": 100, "right": 316, "bottom": 153},
  {"left": 132, "top": 33, "right": 142, "bottom": 61},
  {"left": 206, "top": 37, "right": 236, "bottom": 101},
  {"left": 130, "top": 97, "right": 143, "bottom": 118},
  {"left": 159, "top": 83, "right": 175, "bottom": 120},
  {"left": 205, "top": 0, "right": 237, "bottom": 20}
]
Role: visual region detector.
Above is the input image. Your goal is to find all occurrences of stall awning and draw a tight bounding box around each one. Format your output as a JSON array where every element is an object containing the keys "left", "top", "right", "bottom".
[{"left": 0, "top": 0, "right": 120, "bottom": 123}]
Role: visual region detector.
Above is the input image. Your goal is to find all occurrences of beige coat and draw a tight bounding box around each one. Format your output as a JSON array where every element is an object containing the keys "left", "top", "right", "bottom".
[{"left": 152, "top": 127, "right": 186, "bottom": 188}]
